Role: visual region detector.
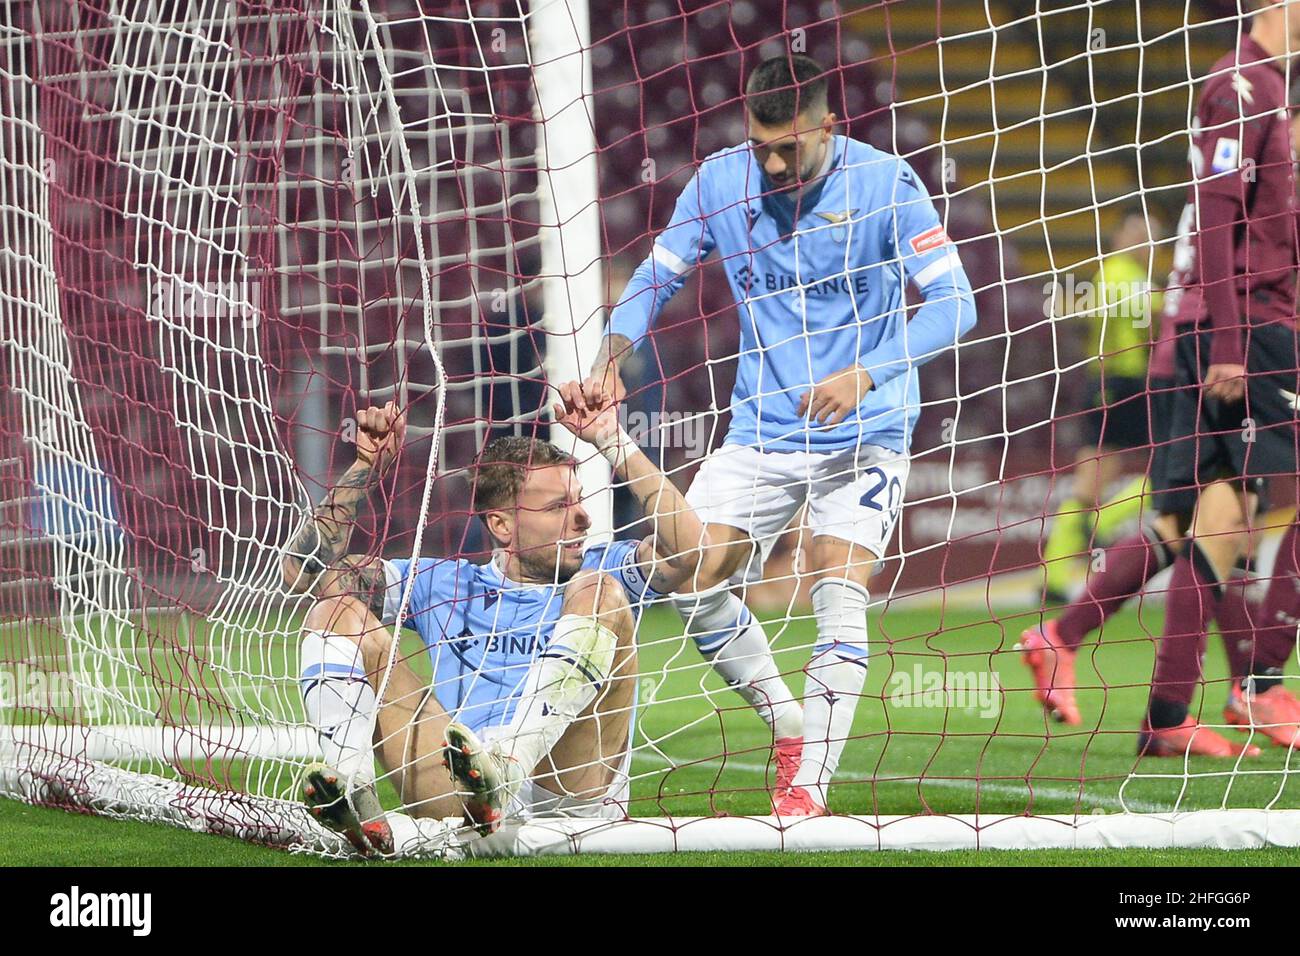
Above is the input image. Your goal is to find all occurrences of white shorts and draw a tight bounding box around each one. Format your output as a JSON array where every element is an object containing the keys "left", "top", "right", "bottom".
[
  {"left": 479, "top": 724, "right": 630, "bottom": 823},
  {"left": 685, "top": 442, "right": 909, "bottom": 586}
]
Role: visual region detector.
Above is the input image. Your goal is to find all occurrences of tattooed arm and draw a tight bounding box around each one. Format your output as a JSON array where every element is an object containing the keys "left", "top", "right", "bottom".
[
  {"left": 585, "top": 332, "right": 633, "bottom": 406},
  {"left": 282, "top": 402, "right": 406, "bottom": 615}
]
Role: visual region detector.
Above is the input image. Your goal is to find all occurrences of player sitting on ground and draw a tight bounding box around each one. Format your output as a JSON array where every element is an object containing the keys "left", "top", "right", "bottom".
[
  {"left": 590, "top": 53, "right": 977, "bottom": 815},
  {"left": 281, "top": 387, "right": 706, "bottom": 852}
]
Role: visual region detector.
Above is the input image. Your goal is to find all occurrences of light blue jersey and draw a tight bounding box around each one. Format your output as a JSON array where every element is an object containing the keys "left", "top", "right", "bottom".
[
  {"left": 608, "top": 135, "right": 976, "bottom": 453},
  {"left": 380, "top": 539, "right": 658, "bottom": 734}
]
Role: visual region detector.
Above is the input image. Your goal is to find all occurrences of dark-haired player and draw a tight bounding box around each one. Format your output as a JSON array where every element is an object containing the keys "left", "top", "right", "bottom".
[{"left": 590, "top": 54, "right": 977, "bottom": 813}]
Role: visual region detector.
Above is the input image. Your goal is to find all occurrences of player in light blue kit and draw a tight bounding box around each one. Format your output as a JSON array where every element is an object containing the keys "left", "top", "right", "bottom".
[
  {"left": 282, "top": 386, "right": 706, "bottom": 852},
  {"left": 590, "top": 55, "right": 977, "bottom": 815}
]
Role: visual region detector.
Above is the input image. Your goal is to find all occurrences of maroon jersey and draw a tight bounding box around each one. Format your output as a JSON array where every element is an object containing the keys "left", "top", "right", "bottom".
[{"left": 1161, "top": 35, "right": 1297, "bottom": 339}]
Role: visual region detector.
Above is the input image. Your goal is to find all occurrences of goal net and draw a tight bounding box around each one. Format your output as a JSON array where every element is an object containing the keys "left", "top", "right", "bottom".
[{"left": 1, "top": 0, "right": 1298, "bottom": 859}]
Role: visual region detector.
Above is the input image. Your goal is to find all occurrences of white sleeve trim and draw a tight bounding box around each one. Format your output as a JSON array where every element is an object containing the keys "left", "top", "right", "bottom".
[
  {"left": 651, "top": 240, "right": 692, "bottom": 276},
  {"left": 912, "top": 248, "right": 960, "bottom": 289},
  {"left": 380, "top": 559, "right": 404, "bottom": 625}
]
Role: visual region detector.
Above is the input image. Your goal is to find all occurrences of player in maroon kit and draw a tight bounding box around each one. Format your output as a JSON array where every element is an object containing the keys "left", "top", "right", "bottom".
[
  {"left": 1019, "top": 273, "right": 1268, "bottom": 731},
  {"left": 1021, "top": 0, "right": 1300, "bottom": 755}
]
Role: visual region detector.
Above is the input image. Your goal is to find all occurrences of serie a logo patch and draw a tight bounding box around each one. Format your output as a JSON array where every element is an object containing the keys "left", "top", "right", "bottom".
[{"left": 1211, "top": 136, "right": 1240, "bottom": 172}]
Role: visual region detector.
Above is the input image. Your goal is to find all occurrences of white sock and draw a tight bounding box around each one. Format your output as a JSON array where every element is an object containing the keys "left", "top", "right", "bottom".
[
  {"left": 498, "top": 614, "right": 620, "bottom": 775},
  {"left": 791, "top": 579, "right": 870, "bottom": 805},
  {"left": 671, "top": 588, "right": 802, "bottom": 740},
  {"left": 300, "top": 630, "right": 376, "bottom": 786}
]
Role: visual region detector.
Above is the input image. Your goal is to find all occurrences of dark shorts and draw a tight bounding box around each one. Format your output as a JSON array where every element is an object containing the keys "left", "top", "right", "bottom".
[
  {"left": 1149, "top": 322, "right": 1299, "bottom": 516},
  {"left": 1147, "top": 375, "right": 1175, "bottom": 494},
  {"left": 1082, "top": 374, "right": 1150, "bottom": 450}
]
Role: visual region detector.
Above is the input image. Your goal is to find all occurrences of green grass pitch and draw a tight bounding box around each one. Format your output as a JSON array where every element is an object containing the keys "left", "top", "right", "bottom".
[{"left": 3, "top": 601, "right": 1300, "bottom": 866}]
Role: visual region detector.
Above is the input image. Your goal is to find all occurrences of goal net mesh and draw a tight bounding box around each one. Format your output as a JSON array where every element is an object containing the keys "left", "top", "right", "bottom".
[{"left": 1, "top": 0, "right": 1297, "bottom": 858}]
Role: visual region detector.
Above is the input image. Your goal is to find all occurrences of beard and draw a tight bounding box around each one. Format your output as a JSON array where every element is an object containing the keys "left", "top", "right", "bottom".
[
  {"left": 767, "top": 154, "right": 823, "bottom": 193},
  {"left": 517, "top": 541, "right": 584, "bottom": 584}
]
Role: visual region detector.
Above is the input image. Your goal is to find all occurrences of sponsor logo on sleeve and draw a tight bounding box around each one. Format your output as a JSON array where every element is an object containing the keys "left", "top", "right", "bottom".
[{"left": 909, "top": 225, "right": 951, "bottom": 255}]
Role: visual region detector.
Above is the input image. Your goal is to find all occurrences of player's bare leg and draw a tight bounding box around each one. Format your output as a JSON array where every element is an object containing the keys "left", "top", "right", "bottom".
[
  {"left": 689, "top": 521, "right": 754, "bottom": 588},
  {"left": 778, "top": 534, "right": 876, "bottom": 817},
  {"left": 442, "top": 569, "right": 637, "bottom": 834},
  {"left": 1186, "top": 482, "right": 1253, "bottom": 580},
  {"left": 670, "top": 521, "right": 805, "bottom": 805},
  {"left": 298, "top": 594, "right": 460, "bottom": 854}
]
